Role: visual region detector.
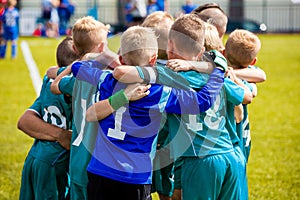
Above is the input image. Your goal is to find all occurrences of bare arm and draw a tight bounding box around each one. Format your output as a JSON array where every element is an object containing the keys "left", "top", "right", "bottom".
[
  {"left": 113, "top": 66, "right": 144, "bottom": 83},
  {"left": 82, "top": 49, "right": 121, "bottom": 69},
  {"left": 234, "top": 67, "right": 266, "bottom": 83},
  {"left": 234, "top": 104, "right": 244, "bottom": 123},
  {"left": 167, "top": 59, "right": 213, "bottom": 73},
  {"left": 46, "top": 66, "right": 60, "bottom": 79},
  {"left": 250, "top": 83, "right": 258, "bottom": 97},
  {"left": 86, "top": 83, "right": 150, "bottom": 121},
  {"left": 17, "top": 110, "right": 72, "bottom": 150}
]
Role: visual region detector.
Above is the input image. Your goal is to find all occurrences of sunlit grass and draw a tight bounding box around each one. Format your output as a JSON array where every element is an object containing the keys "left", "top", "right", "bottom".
[{"left": 0, "top": 34, "right": 299, "bottom": 199}]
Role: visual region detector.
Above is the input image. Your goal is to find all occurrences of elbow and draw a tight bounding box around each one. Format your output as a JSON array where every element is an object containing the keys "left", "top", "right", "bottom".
[
  {"left": 257, "top": 73, "right": 267, "bottom": 83},
  {"left": 242, "top": 94, "right": 253, "bottom": 104},
  {"left": 17, "top": 115, "right": 26, "bottom": 132},
  {"left": 50, "top": 83, "right": 61, "bottom": 94},
  {"left": 113, "top": 67, "right": 126, "bottom": 80},
  {"left": 255, "top": 70, "right": 267, "bottom": 83}
]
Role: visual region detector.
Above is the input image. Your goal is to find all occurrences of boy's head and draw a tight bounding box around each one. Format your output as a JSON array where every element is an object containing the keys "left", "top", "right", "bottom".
[
  {"left": 72, "top": 16, "right": 110, "bottom": 57},
  {"left": 168, "top": 14, "right": 205, "bottom": 60},
  {"left": 204, "top": 22, "right": 224, "bottom": 52},
  {"left": 119, "top": 26, "right": 158, "bottom": 67},
  {"left": 192, "top": 3, "right": 228, "bottom": 39},
  {"left": 225, "top": 29, "right": 261, "bottom": 68},
  {"left": 56, "top": 36, "right": 79, "bottom": 67},
  {"left": 142, "top": 11, "right": 174, "bottom": 60},
  {"left": 7, "top": 0, "right": 16, "bottom": 7}
]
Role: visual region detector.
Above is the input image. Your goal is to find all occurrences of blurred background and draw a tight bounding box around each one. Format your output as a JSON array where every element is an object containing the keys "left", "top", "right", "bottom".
[{"left": 17, "top": 0, "right": 300, "bottom": 36}]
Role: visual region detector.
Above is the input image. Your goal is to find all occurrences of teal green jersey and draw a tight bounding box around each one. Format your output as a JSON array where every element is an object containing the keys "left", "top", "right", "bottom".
[
  {"left": 237, "top": 80, "right": 253, "bottom": 161},
  {"left": 58, "top": 62, "right": 102, "bottom": 186},
  {"left": 166, "top": 71, "right": 244, "bottom": 158},
  {"left": 28, "top": 74, "right": 72, "bottom": 164},
  {"left": 224, "top": 78, "right": 252, "bottom": 146}
]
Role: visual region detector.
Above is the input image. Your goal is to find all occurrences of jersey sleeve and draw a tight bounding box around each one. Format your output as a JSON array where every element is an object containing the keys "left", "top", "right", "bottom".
[
  {"left": 57, "top": 67, "right": 66, "bottom": 75},
  {"left": 224, "top": 78, "right": 244, "bottom": 105},
  {"left": 156, "top": 65, "right": 191, "bottom": 90},
  {"left": 71, "top": 60, "right": 105, "bottom": 86},
  {"left": 28, "top": 96, "right": 42, "bottom": 117},
  {"left": 242, "top": 79, "right": 253, "bottom": 92},
  {"left": 164, "top": 68, "right": 224, "bottom": 114},
  {"left": 58, "top": 74, "right": 75, "bottom": 96}
]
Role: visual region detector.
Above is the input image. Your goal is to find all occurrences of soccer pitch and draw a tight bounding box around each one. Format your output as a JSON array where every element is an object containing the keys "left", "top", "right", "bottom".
[{"left": 0, "top": 34, "right": 299, "bottom": 199}]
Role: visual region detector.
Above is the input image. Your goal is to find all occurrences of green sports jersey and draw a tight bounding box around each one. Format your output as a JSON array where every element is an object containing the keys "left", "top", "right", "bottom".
[
  {"left": 58, "top": 67, "right": 100, "bottom": 187},
  {"left": 225, "top": 79, "right": 253, "bottom": 146},
  {"left": 28, "top": 74, "right": 72, "bottom": 164},
  {"left": 20, "top": 74, "right": 72, "bottom": 200}
]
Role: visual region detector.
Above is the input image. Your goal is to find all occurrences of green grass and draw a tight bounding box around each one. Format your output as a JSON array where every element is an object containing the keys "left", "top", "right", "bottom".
[{"left": 0, "top": 34, "right": 299, "bottom": 199}]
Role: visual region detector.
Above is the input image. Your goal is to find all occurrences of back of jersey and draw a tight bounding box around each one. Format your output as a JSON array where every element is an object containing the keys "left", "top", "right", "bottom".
[
  {"left": 29, "top": 75, "right": 72, "bottom": 164},
  {"left": 69, "top": 78, "right": 99, "bottom": 186},
  {"left": 168, "top": 71, "right": 233, "bottom": 158}
]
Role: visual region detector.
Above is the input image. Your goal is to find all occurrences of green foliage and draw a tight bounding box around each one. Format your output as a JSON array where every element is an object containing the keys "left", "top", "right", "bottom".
[{"left": 0, "top": 34, "right": 299, "bottom": 199}]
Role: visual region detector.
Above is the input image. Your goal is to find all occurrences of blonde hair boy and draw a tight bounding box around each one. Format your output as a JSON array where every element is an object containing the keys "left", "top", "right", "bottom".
[
  {"left": 204, "top": 22, "right": 224, "bottom": 52},
  {"left": 119, "top": 26, "right": 158, "bottom": 67},
  {"left": 225, "top": 29, "right": 261, "bottom": 68},
  {"left": 141, "top": 11, "right": 174, "bottom": 59},
  {"left": 72, "top": 16, "right": 110, "bottom": 57}
]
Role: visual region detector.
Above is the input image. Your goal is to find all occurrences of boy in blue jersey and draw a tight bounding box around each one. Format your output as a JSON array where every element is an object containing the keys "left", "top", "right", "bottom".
[
  {"left": 18, "top": 36, "right": 79, "bottom": 200},
  {"left": 73, "top": 23, "right": 225, "bottom": 199},
  {"left": 50, "top": 16, "right": 149, "bottom": 200},
  {"left": 0, "top": 0, "right": 18, "bottom": 59}
]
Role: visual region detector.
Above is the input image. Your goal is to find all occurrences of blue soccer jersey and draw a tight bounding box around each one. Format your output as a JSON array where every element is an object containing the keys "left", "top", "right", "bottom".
[
  {"left": 71, "top": 61, "right": 224, "bottom": 184},
  {"left": 2, "top": 7, "right": 19, "bottom": 40}
]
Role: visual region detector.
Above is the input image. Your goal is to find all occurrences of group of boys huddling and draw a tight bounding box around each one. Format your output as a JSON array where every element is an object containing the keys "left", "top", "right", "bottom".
[{"left": 18, "top": 2, "right": 266, "bottom": 200}]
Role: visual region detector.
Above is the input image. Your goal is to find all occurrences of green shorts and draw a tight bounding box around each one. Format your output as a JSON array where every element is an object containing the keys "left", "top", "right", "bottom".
[
  {"left": 173, "top": 157, "right": 184, "bottom": 189},
  {"left": 70, "top": 181, "right": 88, "bottom": 200},
  {"left": 151, "top": 148, "right": 174, "bottom": 197},
  {"left": 181, "top": 152, "right": 239, "bottom": 200},
  {"left": 234, "top": 145, "right": 248, "bottom": 200},
  {"left": 19, "top": 154, "right": 69, "bottom": 200}
]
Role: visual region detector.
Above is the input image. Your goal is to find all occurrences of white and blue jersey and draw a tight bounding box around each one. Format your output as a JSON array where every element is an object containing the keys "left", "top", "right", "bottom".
[
  {"left": 71, "top": 61, "right": 224, "bottom": 185},
  {"left": 2, "top": 7, "right": 19, "bottom": 40}
]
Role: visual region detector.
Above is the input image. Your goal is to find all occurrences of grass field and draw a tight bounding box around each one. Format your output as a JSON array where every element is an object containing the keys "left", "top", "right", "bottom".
[{"left": 0, "top": 34, "right": 299, "bottom": 199}]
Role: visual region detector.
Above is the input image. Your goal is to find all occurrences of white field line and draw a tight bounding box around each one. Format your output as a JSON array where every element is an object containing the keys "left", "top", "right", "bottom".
[{"left": 21, "top": 41, "right": 42, "bottom": 97}]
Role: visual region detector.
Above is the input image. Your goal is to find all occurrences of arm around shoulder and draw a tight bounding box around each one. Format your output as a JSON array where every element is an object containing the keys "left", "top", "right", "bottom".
[{"left": 234, "top": 67, "right": 267, "bottom": 83}]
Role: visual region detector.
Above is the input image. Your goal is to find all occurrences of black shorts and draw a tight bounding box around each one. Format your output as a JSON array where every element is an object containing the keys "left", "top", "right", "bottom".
[{"left": 87, "top": 172, "right": 152, "bottom": 200}]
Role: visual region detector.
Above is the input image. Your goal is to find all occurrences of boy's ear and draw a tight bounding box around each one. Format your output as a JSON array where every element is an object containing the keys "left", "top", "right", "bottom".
[
  {"left": 195, "top": 46, "right": 205, "bottom": 60},
  {"left": 119, "top": 55, "right": 126, "bottom": 65},
  {"left": 250, "top": 57, "right": 257, "bottom": 65},
  {"left": 72, "top": 44, "right": 79, "bottom": 54},
  {"left": 98, "top": 42, "right": 105, "bottom": 53},
  {"left": 149, "top": 54, "right": 157, "bottom": 66},
  {"left": 167, "top": 39, "right": 176, "bottom": 59},
  {"left": 221, "top": 49, "right": 226, "bottom": 56}
]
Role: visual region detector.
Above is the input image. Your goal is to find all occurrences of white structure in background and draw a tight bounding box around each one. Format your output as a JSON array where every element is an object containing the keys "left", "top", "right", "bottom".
[{"left": 19, "top": 8, "right": 41, "bottom": 36}]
